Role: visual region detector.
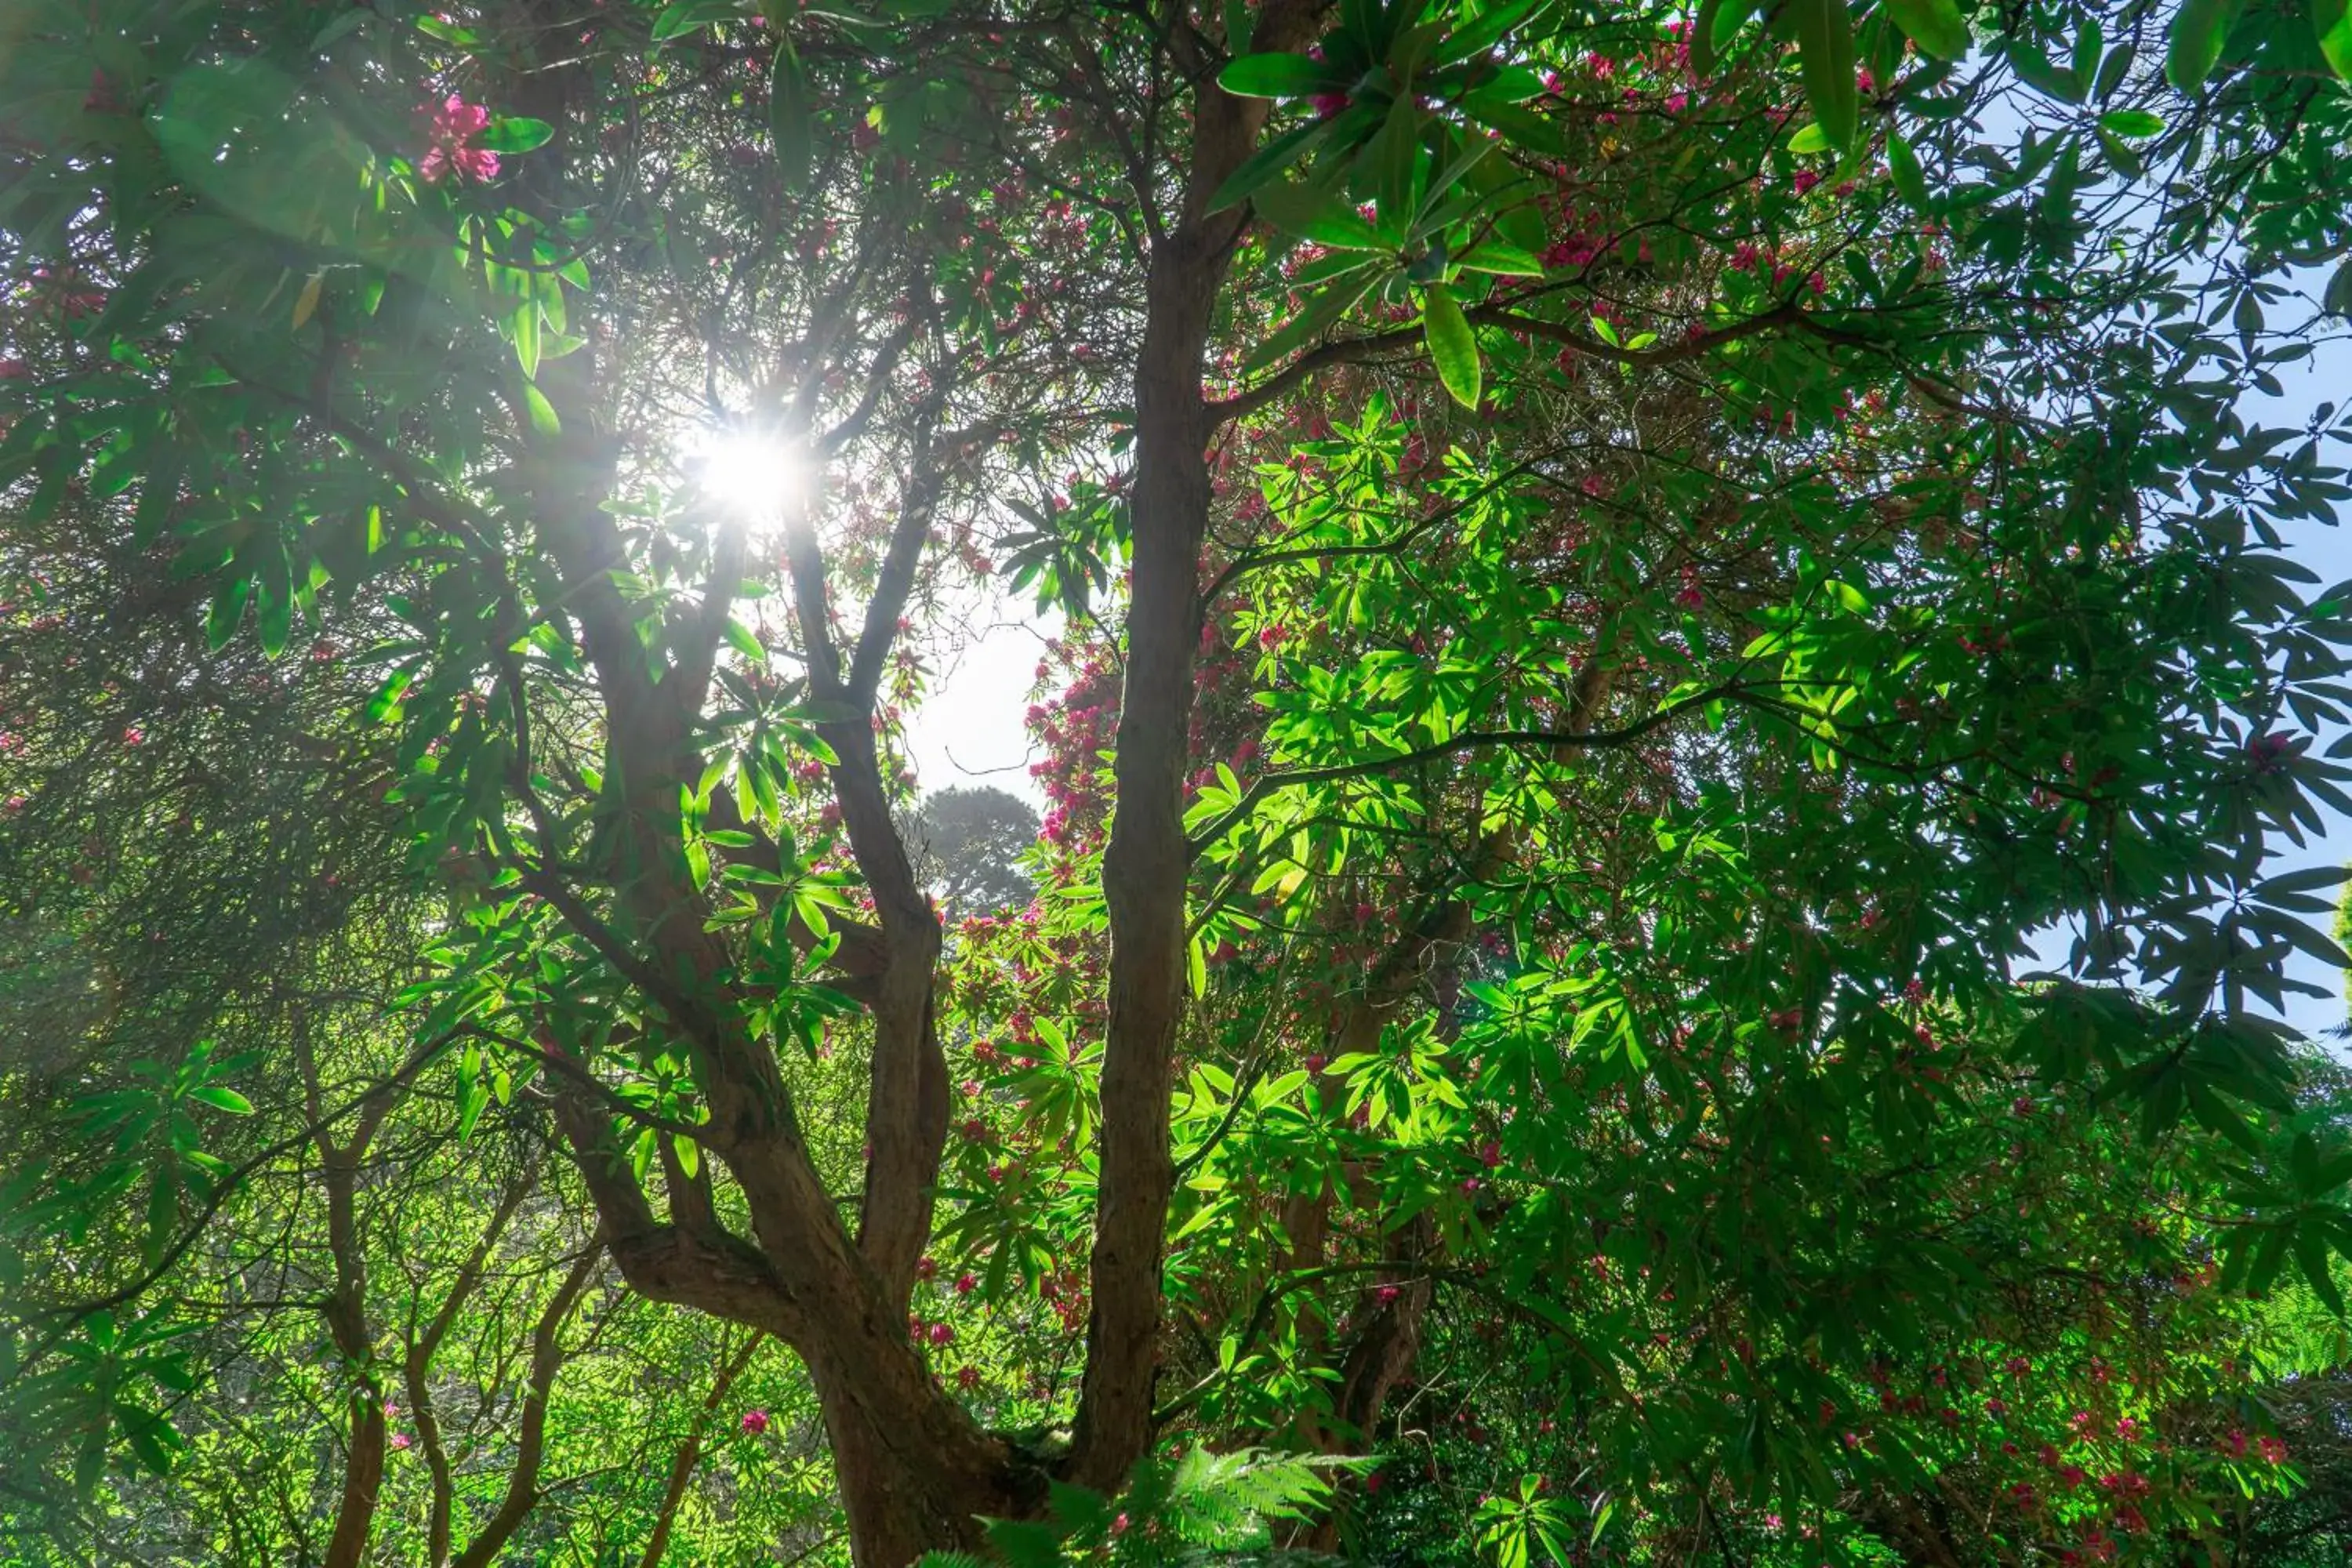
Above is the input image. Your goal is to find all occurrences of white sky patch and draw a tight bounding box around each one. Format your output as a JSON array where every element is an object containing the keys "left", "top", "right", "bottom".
[{"left": 901, "top": 584, "right": 1062, "bottom": 807}]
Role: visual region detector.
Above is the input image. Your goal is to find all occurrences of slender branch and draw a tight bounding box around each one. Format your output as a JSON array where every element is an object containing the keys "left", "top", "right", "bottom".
[
  {"left": 16, "top": 1029, "right": 463, "bottom": 1343},
  {"left": 1186, "top": 682, "right": 1754, "bottom": 858},
  {"left": 1206, "top": 298, "right": 1830, "bottom": 426}
]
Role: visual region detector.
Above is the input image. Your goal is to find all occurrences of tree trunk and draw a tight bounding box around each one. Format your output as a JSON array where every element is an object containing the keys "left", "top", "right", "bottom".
[
  {"left": 1069, "top": 0, "right": 1330, "bottom": 1492},
  {"left": 816, "top": 1363, "right": 1029, "bottom": 1567}
]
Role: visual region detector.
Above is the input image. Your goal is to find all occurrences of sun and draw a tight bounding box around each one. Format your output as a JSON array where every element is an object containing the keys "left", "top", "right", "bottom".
[{"left": 684, "top": 425, "right": 809, "bottom": 520}]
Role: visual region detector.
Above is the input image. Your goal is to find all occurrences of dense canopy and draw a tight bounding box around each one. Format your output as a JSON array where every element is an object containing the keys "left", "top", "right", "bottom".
[{"left": 9, "top": 0, "right": 2352, "bottom": 1564}]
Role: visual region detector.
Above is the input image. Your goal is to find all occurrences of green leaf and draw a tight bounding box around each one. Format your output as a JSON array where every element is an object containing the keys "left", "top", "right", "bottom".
[
  {"left": 2093, "top": 40, "right": 2137, "bottom": 99},
  {"left": 2167, "top": 0, "right": 2238, "bottom": 89},
  {"left": 1421, "top": 284, "right": 1481, "bottom": 408},
  {"left": 1886, "top": 132, "right": 1932, "bottom": 212},
  {"left": 2325, "top": 256, "right": 2352, "bottom": 319},
  {"left": 1366, "top": 93, "right": 1421, "bottom": 222},
  {"left": 769, "top": 38, "right": 813, "bottom": 189},
  {"left": 2005, "top": 42, "right": 2083, "bottom": 103},
  {"left": 1788, "top": 121, "right": 1834, "bottom": 154},
  {"left": 1454, "top": 241, "right": 1544, "bottom": 276},
  {"left": 2317, "top": 0, "right": 2352, "bottom": 78},
  {"left": 206, "top": 576, "right": 250, "bottom": 652},
  {"left": 1884, "top": 0, "right": 1970, "bottom": 60},
  {"left": 724, "top": 618, "right": 768, "bottom": 663},
  {"left": 117, "top": 1404, "right": 183, "bottom": 1475},
  {"left": 523, "top": 382, "right": 561, "bottom": 436},
  {"left": 652, "top": 0, "right": 747, "bottom": 42},
  {"left": 2071, "top": 16, "right": 2103, "bottom": 84},
  {"left": 255, "top": 586, "right": 292, "bottom": 659},
  {"left": 1692, "top": 0, "right": 1736, "bottom": 77},
  {"left": 2096, "top": 108, "right": 2165, "bottom": 138},
  {"left": 1252, "top": 182, "right": 1388, "bottom": 249},
  {"left": 513, "top": 300, "right": 541, "bottom": 383},
  {"left": 477, "top": 116, "right": 554, "bottom": 153},
  {"left": 186, "top": 1086, "right": 253, "bottom": 1116},
  {"left": 1218, "top": 53, "right": 1341, "bottom": 98},
  {"left": 1208, "top": 118, "right": 1331, "bottom": 212},
  {"left": 1243, "top": 266, "right": 1378, "bottom": 371},
  {"left": 2297, "top": 1224, "right": 2347, "bottom": 1315},
  {"left": 1791, "top": 0, "right": 1858, "bottom": 151},
  {"left": 1433, "top": 0, "right": 1554, "bottom": 66}
]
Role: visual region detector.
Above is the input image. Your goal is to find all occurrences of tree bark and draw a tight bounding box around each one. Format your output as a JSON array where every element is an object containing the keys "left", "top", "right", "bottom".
[{"left": 1069, "top": 0, "right": 1330, "bottom": 1494}]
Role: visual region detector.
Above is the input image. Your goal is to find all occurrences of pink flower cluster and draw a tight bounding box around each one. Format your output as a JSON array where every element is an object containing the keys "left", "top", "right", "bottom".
[{"left": 419, "top": 96, "right": 499, "bottom": 184}]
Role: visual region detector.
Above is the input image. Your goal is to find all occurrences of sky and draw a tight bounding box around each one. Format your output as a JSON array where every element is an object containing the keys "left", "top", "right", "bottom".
[{"left": 900, "top": 588, "right": 1060, "bottom": 806}]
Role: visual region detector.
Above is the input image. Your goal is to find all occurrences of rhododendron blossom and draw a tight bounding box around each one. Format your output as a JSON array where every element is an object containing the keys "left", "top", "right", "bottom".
[{"left": 418, "top": 95, "right": 500, "bottom": 184}]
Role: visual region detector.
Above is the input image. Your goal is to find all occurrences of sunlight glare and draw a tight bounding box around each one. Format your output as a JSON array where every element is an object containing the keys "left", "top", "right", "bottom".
[{"left": 687, "top": 426, "right": 808, "bottom": 520}]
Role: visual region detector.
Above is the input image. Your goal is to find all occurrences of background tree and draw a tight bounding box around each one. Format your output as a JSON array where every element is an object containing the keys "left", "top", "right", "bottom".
[{"left": 913, "top": 786, "right": 1043, "bottom": 920}]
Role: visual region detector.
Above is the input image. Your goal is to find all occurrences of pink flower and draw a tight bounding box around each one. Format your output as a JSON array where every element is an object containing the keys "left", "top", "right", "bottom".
[
  {"left": 122, "top": 725, "right": 144, "bottom": 746},
  {"left": 740, "top": 1408, "right": 770, "bottom": 1435},
  {"left": 418, "top": 96, "right": 500, "bottom": 184},
  {"left": 390, "top": 1432, "right": 412, "bottom": 1451},
  {"left": 2114, "top": 1415, "right": 2140, "bottom": 1441},
  {"left": 2259, "top": 1436, "right": 2288, "bottom": 1465},
  {"left": 1730, "top": 241, "right": 1761, "bottom": 272},
  {"left": 1792, "top": 169, "right": 1820, "bottom": 196},
  {"left": 927, "top": 1321, "right": 954, "bottom": 1346},
  {"left": 954, "top": 1272, "right": 977, "bottom": 1294}
]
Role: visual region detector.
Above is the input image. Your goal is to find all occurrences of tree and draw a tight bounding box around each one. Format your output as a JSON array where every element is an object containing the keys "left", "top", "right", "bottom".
[
  {"left": 9, "top": 0, "right": 2352, "bottom": 1563},
  {"left": 913, "top": 786, "right": 1042, "bottom": 919}
]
